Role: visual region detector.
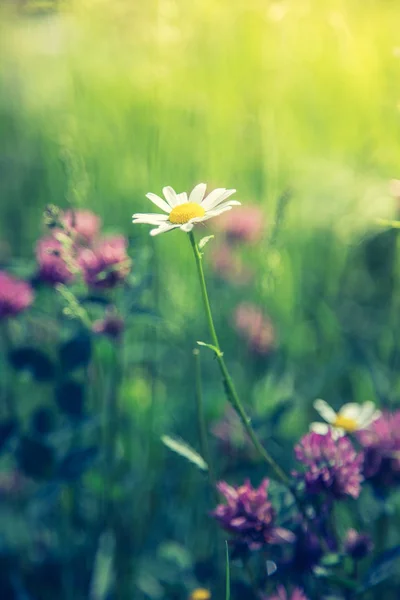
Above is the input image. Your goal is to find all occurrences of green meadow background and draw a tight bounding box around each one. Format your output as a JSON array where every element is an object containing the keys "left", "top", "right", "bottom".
[{"left": 1, "top": 1, "right": 400, "bottom": 596}]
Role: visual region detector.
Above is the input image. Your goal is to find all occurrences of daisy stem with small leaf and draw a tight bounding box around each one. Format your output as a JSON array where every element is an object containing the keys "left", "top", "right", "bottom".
[
  {"left": 188, "top": 231, "right": 290, "bottom": 488},
  {"left": 193, "top": 348, "right": 218, "bottom": 502}
]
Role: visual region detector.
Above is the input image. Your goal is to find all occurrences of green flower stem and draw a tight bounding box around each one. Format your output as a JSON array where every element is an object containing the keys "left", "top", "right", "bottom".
[
  {"left": 188, "top": 231, "right": 290, "bottom": 488},
  {"left": 193, "top": 348, "right": 218, "bottom": 501}
]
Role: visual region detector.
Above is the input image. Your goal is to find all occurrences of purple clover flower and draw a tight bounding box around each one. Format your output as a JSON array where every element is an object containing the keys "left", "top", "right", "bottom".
[
  {"left": 0, "top": 271, "right": 34, "bottom": 319},
  {"left": 211, "top": 479, "right": 294, "bottom": 551},
  {"left": 294, "top": 431, "right": 363, "bottom": 499},
  {"left": 357, "top": 411, "right": 400, "bottom": 488},
  {"left": 63, "top": 209, "right": 101, "bottom": 245},
  {"left": 36, "top": 235, "right": 77, "bottom": 285},
  {"left": 79, "top": 236, "right": 131, "bottom": 289},
  {"left": 92, "top": 311, "right": 125, "bottom": 340},
  {"left": 344, "top": 529, "right": 373, "bottom": 560},
  {"left": 263, "top": 586, "right": 308, "bottom": 600}
]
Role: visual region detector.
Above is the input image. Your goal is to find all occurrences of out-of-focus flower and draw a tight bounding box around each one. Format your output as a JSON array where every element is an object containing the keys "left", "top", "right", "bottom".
[
  {"left": 36, "top": 235, "right": 77, "bottom": 285},
  {"left": 264, "top": 586, "right": 308, "bottom": 600},
  {"left": 0, "top": 470, "right": 30, "bottom": 501},
  {"left": 189, "top": 589, "right": 211, "bottom": 600},
  {"left": 212, "top": 205, "right": 264, "bottom": 244},
  {"left": 63, "top": 209, "right": 101, "bottom": 244},
  {"left": 92, "top": 311, "right": 125, "bottom": 340},
  {"left": 344, "top": 529, "right": 373, "bottom": 560},
  {"left": 132, "top": 183, "right": 240, "bottom": 236},
  {"left": 211, "top": 405, "right": 253, "bottom": 459},
  {"left": 211, "top": 479, "right": 294, "bottom": 550},
  {"left": 80, "top": 236, "right": 131, "bottom": 289},
  {"left": 209, "top": 243, "right": 252, "bottom": 284},
  {"left": 357, "top": 411, "right": 400, "bottom": 488},
  {"left": 294, "top": 431, "right": 363, "bottom": 499},
  {"left": 234, "top": 302, "right": 275, "bottom": 355},
  {"left": 0, "top": 271, "right": 34, "bottom": 319},
  {"left": 311, "top": 400, "right": 381, "bottom": 437}
]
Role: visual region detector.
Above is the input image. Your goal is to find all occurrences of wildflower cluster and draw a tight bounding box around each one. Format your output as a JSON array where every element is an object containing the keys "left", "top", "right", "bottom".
[{"left": 36, "top": 208, "right": 130, "bottom": 289}]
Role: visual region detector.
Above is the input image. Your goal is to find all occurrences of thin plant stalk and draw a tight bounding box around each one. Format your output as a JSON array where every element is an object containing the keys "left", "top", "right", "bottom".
[
  {"left": 193, "top": 348, "right": 218, "bottom": 502},
  {"left": 188, "top": 231, "right": 290, "bottom": 488}
]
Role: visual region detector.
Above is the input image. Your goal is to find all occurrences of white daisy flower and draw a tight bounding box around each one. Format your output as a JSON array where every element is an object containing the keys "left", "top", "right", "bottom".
[
  {"left": 310, "top": 399, "right": 381, "bottom": 438},
  {"left": 132, "top": 183, "right": 240, "bottom": 236}
]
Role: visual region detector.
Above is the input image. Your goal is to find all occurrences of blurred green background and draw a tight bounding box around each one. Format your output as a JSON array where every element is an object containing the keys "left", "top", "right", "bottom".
[{"left": 2, "top": 1, "right": 400, "bottom": 596}]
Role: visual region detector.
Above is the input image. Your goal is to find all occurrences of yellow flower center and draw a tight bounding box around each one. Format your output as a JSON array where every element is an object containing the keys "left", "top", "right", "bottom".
[
  {"left": 333, "top": 414, "right": 358, "bottom": 432},
  {"left": 169, "top": 202, "right": 205, "bottom": 224},
  {"left": 189, "top": 590, "right": 211, "bottom": 600}
]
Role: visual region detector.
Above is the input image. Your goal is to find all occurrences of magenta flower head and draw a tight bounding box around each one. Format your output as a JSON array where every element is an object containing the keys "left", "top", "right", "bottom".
[
  {"left": 92, "top": 312, "right": 125, "bottom": 340},
  {"left": 79, "top": 236, "right": 131, "bottom": 289},
  {"left": 234, "top": 302, "right": 275, "bottom": 355},
  {"left": 344, "top": 529, "right": 373, "bottom": 560},
  {"left": 211, "top": 479, "right": 294, "bottom": 551},
  {"left": 213, "top": 205, "right": 264, "bottom": 244},
  {"left": 294, "top": 431, "right": 363, "bottom": 499},
  {"left": 264, "top": 586, "right": 308, "bottom": 600},
  {"left": 209, "top": 243, "right": 252, "bottom": 284},
  {"left": 0, "top": 271, "right": 34, "bottom": 319},
  {"left": 63, "top": 209, "right": 101, "bottom": 245},
  {"left": 36, "top": 235, "right": 77, "bottom": 285},
  {"left": 357, "top": 411, "right": 400, "bottom": 488}
]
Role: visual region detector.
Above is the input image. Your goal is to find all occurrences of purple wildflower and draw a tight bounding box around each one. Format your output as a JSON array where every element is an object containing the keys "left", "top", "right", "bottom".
[
  {"left": 213, "top": 205, "right": 265, "bottom": 244},
  {"left": 0, "top": 271, "right": 34, "bottom": 319},
  {"left": 263, "top": 586, "right": 308, "bottom": 600},
  {"left": 210, "top": 243, "right": 252, "bottom": 284},
  {"left": 211, "top": 479, "right": 294, "bottom": 550},
  {"left": 36, "top": 235, "right": 77, "bottom": 285},
  {"left": 357, "top": 411, "right": 400, "bottom": 488},
  {"left": 92, "top": 312, "right": 125, "bottom": 340},
  {"left": 234, "top": 302, "right": 275, "bottom": 356},
  {"left": 63, "top": 209, "right": 101, "bottom": 244},
  {"left": 294, "top": 431, "right": 363, "bottom": 499},
  {"left": 344, "top": 529, "right": 373, "bottom": 560},
  {"left": 79, "top": 236, "right": 131, "bottom": 289}
]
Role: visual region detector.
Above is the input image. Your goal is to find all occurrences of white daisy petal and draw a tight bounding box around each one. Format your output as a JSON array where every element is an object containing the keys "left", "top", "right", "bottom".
[
  {"left": 176, "top": 192, "right": 188, "bottom": 204},
  {"left": 339, "top": 403, "right": 363, "bottom": 421},
  {"left": 200, "top": 188, "right": 226, "bottom": 210},
  {"left": 208, "top": 200, "right": 241, "bottom": 215},
  {"left": 202, "top": 188, "right": 237, "bottom": 210},
  {"left": 189, "top": 183, "right": 207, "bottom": 204},
  {"left": 358, "top": 405, "right": 382, "bottom": 428},
  {"left": 180, "top": 222, "right": 194, "bottom": 232},
  {"left": 313, "top": 399, "right": 337, "bottom": 423},
  {"left": 150, "top": 224, "right": 177, "bottom": 236},
  {"left": 162, "top": 186, "right": 180, "bottom": 207},
  {"left": 132, "top": 213, "right": 169, "bottom": 225},
  {"left": 310, "top": 422, "right": 330, "bottom": 435},
  {"left": 146, "top": 193, "right": 171, "bottom": 213}
]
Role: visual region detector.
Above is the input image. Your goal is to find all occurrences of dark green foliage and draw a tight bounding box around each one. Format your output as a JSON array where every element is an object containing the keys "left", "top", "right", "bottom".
[
  {"left": 59, "top": 332, "right": 92, "bottom": 373},
  {"left": 8, "top": 347, "right": 55, "bottom": 381},
  {"left": 55, "top": 380, "right": 85, "bottom": 418},
  {"left": 17, "top": 436, "right": 55, "bottom": 479}
]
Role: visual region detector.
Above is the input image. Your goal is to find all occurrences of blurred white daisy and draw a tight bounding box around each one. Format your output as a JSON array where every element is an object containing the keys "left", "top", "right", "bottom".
[
  {"left": 310, "top": 399, "right": 381, "bottom": 437},
  {"left": 132, "top": 183, "right": 240, "bottom": 236}
]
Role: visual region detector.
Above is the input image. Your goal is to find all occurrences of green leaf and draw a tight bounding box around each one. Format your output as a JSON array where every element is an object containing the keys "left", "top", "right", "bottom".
[
  {"left": 198, "top": 235, "right": 214, "bottom": 250},
  {"left": 225, "top": 541, "right": 230, "bottom": 600},
  {"left": 161, "top": 435, "right": 208, "bottom": 471},
  {"left": 89, "top": 530, "right": 115, "bottom": 600},
  {"left": 357, "top": 545, "right": 400, "bottom": 593},
  {"left": 197, "top": 341, "right": 223, "bottom": 357},
  {"left": 376, "top": 218, "right": 400, "bottom": 229}
]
